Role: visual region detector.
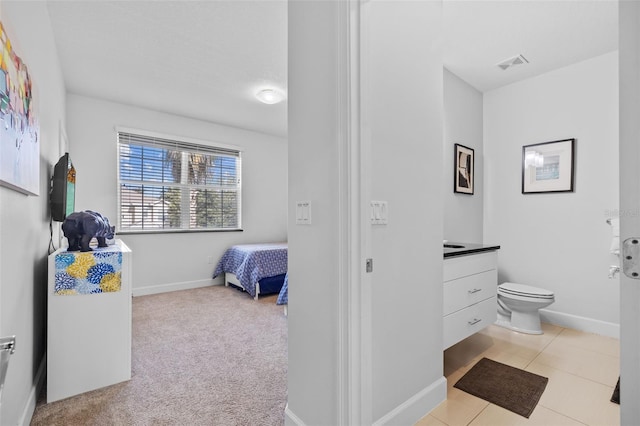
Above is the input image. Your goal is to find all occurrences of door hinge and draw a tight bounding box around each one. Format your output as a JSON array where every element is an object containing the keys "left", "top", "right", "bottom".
[{"left": 622, "top": 238, "right": 640, "bottom": 279}]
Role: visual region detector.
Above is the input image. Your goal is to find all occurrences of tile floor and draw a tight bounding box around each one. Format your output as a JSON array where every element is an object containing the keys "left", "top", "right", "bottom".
[{"left": 416, "top": 323, "right": 620, "bottom": 426}]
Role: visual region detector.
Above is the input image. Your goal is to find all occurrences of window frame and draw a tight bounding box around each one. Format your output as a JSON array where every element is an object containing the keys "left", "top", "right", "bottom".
[{"left": 116, "top": 127, "right": 243, "bottom": 234}]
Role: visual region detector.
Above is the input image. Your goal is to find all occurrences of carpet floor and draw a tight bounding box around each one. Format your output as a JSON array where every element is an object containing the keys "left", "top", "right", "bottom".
[{"left": 30, "top": 286, "right": 288, "bottom": 426}]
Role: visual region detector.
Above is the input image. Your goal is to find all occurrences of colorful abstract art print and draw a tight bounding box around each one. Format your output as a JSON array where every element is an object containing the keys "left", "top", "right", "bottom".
[
  {"left": 54, "top": 247, "right": 122, "bottom": 295},
  {"left": 0, "top": 21, "right": 40, "bottom": 195}
]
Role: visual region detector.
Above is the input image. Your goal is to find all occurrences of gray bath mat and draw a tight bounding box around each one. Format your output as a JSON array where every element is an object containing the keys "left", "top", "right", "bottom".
[{"left": 454, "top": 357, "right": 548, "bottom": 418}]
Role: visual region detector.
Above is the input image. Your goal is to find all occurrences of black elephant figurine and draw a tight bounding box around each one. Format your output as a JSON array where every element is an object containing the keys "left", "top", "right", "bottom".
[{"left": 62, "top": 210, "right": 115, "bottom": 252}]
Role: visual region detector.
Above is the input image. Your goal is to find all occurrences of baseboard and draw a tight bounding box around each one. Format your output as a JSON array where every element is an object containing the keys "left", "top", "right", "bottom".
[
  {"left": 373, "top": 376, "right": 447, "bottom": 426},
  {"left": 284, "top": 403, "right": 307, "bottom": 426},
  {"left": 132, "top": 278, "right": 222, "bottom": 297},
  {"left": 18, "top": 353, "right": 46, "bottom": 426},
  {"left": 284, "top": 377, "right": 446, "bottom": 426},
  {"left": 540, "top": 309, "right": 620, "bottom": 338}
]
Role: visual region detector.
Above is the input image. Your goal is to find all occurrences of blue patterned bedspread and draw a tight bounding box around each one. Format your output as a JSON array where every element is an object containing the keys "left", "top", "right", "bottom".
[
  {"left": 277, "top": 273, "right": 288, "bottom": 305},
  {"left": 213, "top": 243, "right": 287, "bottom": 298}
]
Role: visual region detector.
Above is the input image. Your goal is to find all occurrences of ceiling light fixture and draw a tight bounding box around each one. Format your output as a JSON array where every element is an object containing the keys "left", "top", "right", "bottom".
[{"left": 255, "top": 88, "right": 285, "bottom": 105}]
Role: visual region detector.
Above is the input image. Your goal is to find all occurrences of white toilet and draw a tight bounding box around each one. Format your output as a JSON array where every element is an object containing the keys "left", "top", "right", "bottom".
[{"left": 496, "top": 282, "right": 555, "bottom": 334}]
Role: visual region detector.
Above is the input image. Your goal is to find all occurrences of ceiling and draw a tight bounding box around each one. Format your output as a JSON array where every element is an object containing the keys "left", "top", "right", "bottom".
[
  {"left": 443, "top": 0, "right": 618, "bottom": 92},
  {"left": 45, "top": 1, "right": 618, "bottom": 139},
  {"left": 46, "top": 1, "right": 288, "bottom": 137}
]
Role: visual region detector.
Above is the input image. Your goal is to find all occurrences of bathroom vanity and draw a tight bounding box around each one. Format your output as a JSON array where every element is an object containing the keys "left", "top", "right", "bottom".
[{"left": 443, "top": 243, "right": 500, "bottom": 349}]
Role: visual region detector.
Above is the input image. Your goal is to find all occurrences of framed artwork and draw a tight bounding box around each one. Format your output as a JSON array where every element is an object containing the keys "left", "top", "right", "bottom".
[
  {"left": 522, "top": 138, "right": 575, "bottom": 194},
  {"left": 454, "top": 143, "right": 474, "bottom": 194},
  {"left": 0, "top": 21, "right": 40, "bottom": 195}
]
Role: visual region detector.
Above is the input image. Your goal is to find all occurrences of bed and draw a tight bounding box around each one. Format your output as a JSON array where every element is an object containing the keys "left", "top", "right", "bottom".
[
  {"left": 213, "top": 243, "right": 287, "bottom": 300},
  {"left": 277, "top": 273, "right": 288, "bottom": 305},
  {"left": 276, "top": 273, "right": 288, "bottom": 315}
]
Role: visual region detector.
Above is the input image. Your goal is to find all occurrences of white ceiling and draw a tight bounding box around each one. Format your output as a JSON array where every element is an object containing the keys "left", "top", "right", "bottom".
[
  {"left": 443, "top": 0, "right": 618, "bottom": 92},
  {"left": 45, "top": 1, "right": 618, "bottom": 139},
  {"left": 46, "top": 0, "right": 288, "bottom": 137}
]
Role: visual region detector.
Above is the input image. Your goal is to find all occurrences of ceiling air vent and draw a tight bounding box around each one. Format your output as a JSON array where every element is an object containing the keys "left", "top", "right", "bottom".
[{"left": 497, "top": 54, "right": 529, "bottom": 71}]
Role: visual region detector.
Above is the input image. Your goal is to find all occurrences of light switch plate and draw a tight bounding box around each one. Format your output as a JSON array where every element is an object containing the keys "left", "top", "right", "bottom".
[
  {"left": 370, "top": 201, "right": 388, "bottom": 225},
  {"left": 296, "top": 201, "right": 312, "bottom": 225}
]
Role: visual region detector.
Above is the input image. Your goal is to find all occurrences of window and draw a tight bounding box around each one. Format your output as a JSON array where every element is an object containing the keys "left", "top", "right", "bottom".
[{"left": 117, "top": 129, "right": 242, "bottom": 232}]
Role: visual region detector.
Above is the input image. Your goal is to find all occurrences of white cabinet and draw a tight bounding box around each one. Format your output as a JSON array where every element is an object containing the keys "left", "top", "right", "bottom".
[
  {"left": 47, "top": 240, "right": 132, "bottom": 402},
  {"left": 443, "top": 251, "right": 497, "bottom": 350}
]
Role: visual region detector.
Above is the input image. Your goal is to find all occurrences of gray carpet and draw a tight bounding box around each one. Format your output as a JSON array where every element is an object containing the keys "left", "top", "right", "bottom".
[{"left": 30, "top": 286, "right": 288, "bottom": 425}]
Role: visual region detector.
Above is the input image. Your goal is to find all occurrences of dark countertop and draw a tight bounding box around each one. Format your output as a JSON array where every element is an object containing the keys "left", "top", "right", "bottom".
[{"left": 443, "top": 242, "right": 501, "bottom": 258}]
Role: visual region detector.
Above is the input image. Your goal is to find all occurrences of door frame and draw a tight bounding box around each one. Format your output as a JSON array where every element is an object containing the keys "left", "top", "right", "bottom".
[{"left": 619, "top": 1, "right": 640, "bottom": 423}]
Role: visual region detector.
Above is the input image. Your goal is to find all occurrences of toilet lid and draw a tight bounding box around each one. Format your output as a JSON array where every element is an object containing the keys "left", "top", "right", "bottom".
[{"left": 499, "top": 282, "right": 554, "bottom": 299}]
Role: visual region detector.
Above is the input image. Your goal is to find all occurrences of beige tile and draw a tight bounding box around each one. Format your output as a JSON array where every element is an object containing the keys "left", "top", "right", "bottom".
[
  {"left": 477, "top": 325, "right": 557, "bottom": 361},
  {"left": 478, "top": 342, "right": 536, "bottom": 369},
  {"left": 480, "top": 322, "right": 563, "bottom": 340},
  {"left": 445, "top": 332, "right": 495, "bottom": 376},
  {"left": 448, "top": 327, "right": 539, "bottom": 368},
  {"left": 553, "top": 328, "right": 620, "bottom": 358},
  {"left": 439, "top": 323, "right": 619, "bottom": 426},
  {"left": 469, "top": 404, "right": 586, "bottom": 426},
  {"left": 430, "top": 386, "right": 489, "bottom": 426},
  {"left": 526, "top": 361, "right": 620, "bottom": 426},
  {"left": 482, "top": 338, "right": 540, "bottom": 364},
  {"left": 445, "top": 362, "right": 474, "bottom": 390},
  {"left": 540, "top": 322, "right": 565, "bottom": 337},
  {"left": 415, "top": 414, "right": 448, "bottom": 426},
  {"left": 534, "top": 338, "right": 619, "bottom": 387}
]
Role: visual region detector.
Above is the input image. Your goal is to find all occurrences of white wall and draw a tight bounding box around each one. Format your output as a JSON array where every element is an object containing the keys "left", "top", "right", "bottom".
[
  {"left": 66, "top": 94, "right": 287, "bottom": 295},
  {"left": 484, "top": 51, "right": 619, "bottom": 336},
  {"left": 0, "top": 1, "right": 67, "bottom": 424},
  {"left": 443, "top": 68, "right": 484, "bottom": 243},
  {"left": 286, "top": 2, "right": 343, "bottom": 423},
  {"left": 368, "top": 1, "right": 444, "bottom": 423},
  {"left": 287, "top": 2, "right": 445, "bottom": 425}
]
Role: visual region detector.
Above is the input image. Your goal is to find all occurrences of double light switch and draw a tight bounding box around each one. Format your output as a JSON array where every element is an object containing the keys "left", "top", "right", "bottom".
[{"left": 296, "top": 201, "right": 312, "bottom": 225}]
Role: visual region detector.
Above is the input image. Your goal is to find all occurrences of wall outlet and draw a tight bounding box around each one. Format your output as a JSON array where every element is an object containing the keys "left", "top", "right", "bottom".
[{"left": 207, "top": 256, "right": 214, "bottom": 264}]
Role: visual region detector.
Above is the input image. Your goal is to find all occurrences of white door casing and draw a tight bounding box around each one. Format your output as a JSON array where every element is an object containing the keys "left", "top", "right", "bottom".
[{"left": 619, "top": 1, "right": 640, "bottom": 423}]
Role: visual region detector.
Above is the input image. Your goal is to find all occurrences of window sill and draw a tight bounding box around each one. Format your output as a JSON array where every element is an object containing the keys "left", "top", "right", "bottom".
[{"left": 116, "top": 228, "right": 244, "bottom": 235}]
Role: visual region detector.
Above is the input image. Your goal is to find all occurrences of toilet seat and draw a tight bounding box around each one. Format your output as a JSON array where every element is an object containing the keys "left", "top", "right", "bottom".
[{"left": 498, "top": 282, "right": 554, "bottom": 300}]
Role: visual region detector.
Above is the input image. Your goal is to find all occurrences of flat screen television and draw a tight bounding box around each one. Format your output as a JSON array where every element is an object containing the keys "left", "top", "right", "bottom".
[{"left": 50, "top": 153, "right": 76, "bottom": 222}]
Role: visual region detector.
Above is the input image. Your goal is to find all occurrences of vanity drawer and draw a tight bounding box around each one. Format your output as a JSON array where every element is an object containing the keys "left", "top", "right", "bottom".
[
  {"left": 443, "top": 269, "right": 497, "bottom": 316},
  {"left": 444, "top": 251, "right": 497, "bottom": 282},
  {"left": 443, "top": 296, "right": 496, "bottom": 350}
]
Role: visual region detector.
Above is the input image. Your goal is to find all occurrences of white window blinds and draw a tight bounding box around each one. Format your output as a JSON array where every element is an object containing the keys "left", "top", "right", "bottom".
[{"left": 117, "top": 131, "right": 242, "bottom": 232}]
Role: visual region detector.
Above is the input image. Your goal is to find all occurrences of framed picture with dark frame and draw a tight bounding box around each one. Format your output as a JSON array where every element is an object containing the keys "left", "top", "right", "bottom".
[
  {"left": 522, "top": 138, "right": 575, "bottom": 194},
  {"left": 454, "top": 143, "right": 474, "bottom": 194}
]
